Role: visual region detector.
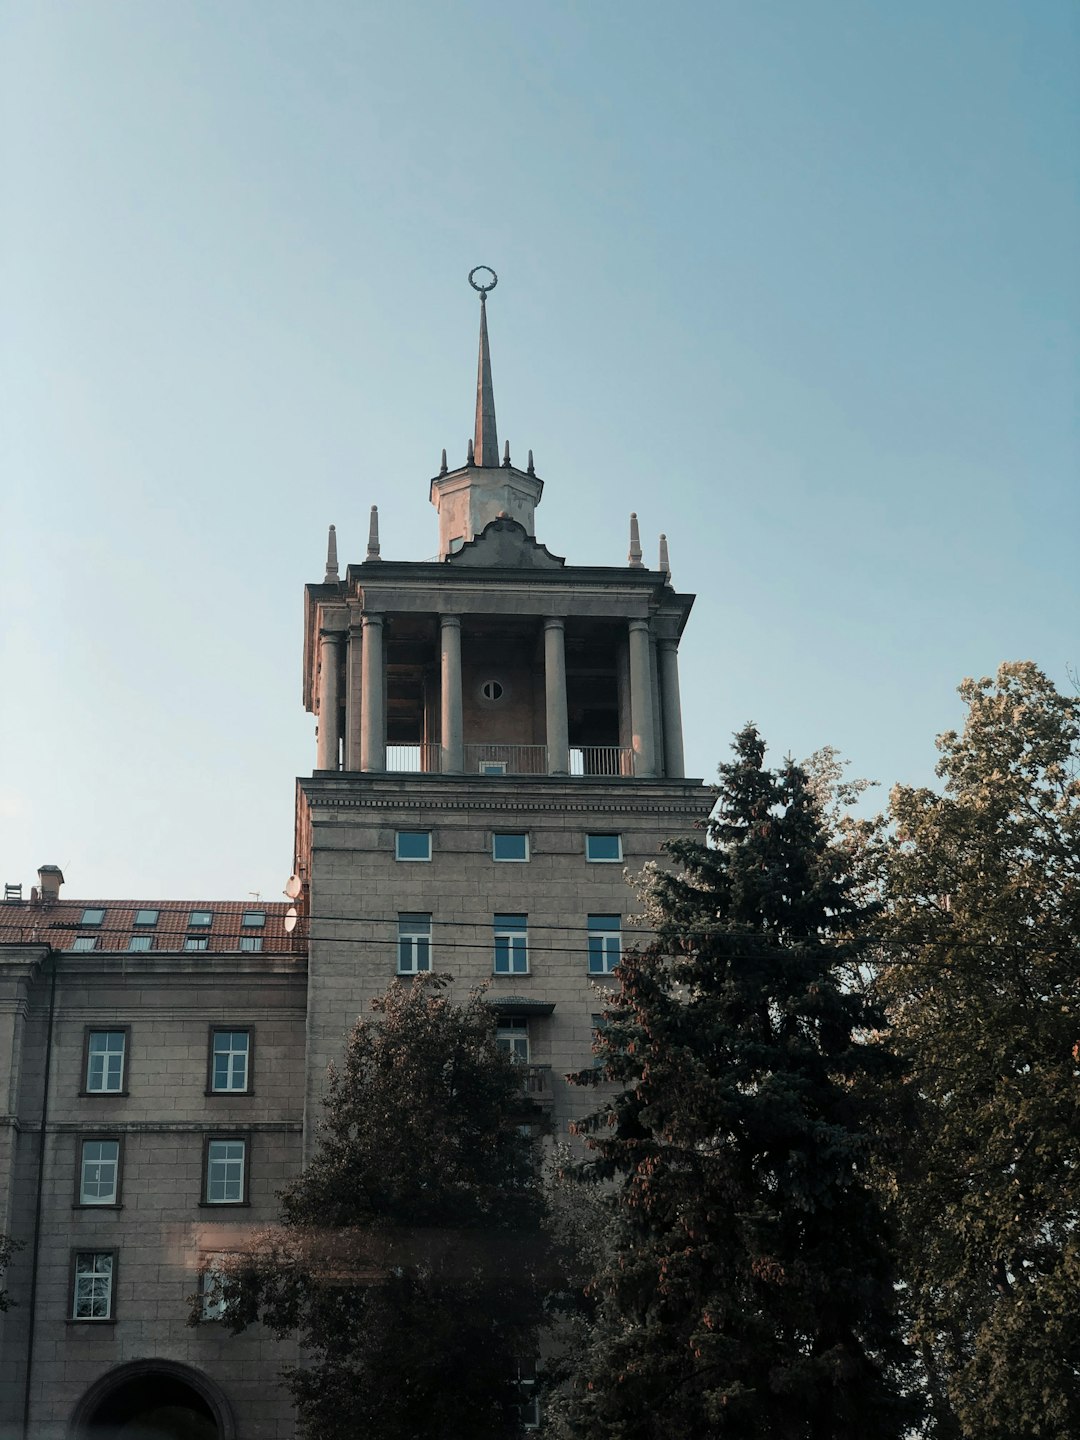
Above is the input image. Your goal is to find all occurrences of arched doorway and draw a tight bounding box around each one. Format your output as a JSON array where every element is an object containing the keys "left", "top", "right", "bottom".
[{"left": 71, "top": 1360, "right": 236, "bottom": 1440}]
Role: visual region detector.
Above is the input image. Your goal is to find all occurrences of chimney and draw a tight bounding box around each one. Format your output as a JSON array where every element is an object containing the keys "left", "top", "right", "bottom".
[{"left": 37, "top": 865, "right": 64, "bottom": 902}]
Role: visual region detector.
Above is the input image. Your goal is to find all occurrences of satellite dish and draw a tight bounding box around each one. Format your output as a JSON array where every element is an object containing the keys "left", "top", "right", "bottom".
[
  {"left": 284, "top": 906, "right": 298, "bottom": 934},
  {"left": 284, "top": 875, "right": 302, "bottom": 899}
]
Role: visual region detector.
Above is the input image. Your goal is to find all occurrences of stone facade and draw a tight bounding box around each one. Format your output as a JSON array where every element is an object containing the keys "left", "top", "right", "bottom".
[{"left": 0, "top": 286, "right": 707, "bottom": 1438}]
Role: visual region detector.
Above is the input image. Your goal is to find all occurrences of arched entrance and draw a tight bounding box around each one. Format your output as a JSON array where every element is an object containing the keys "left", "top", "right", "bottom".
[{"left": 70, "top": 1360, "right": 236, "bottom": 1440}]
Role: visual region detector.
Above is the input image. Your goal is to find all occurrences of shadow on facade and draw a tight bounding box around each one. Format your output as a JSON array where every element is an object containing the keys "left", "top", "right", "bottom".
[{"left": 69, "top": 1360, "right": 235, "bottom": 1440}]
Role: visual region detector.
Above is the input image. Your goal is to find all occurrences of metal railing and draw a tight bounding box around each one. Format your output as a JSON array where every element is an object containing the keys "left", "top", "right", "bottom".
[
  {"left": 464, "top": 744, "right": 548, "bottom": 775},
  {"left": 521, "top": 1064, "right": 554, "bottom": 1106},
  {"left": 385, "top": 743, "right": 441, "bottom": 773},
  {"left": 570, "top": 746, "right": 634, "bottom": 776}
]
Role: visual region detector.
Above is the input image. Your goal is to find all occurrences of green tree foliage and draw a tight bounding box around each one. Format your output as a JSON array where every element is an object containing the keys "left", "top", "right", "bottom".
[
  {"left": 558, "top": 726, "right": 915, "bottom": 1440},
  {"left": 877, "top": 662, "right": 1080, "bottom": 1439},
  {"left": 0, "top": 1232, "right": 20, "bottom": 1312},
  {"left": 204, "top": 976, "right": 550, "bottom": 1440}
]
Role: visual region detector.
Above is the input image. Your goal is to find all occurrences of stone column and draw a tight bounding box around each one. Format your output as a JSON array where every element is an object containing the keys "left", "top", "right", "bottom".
[
  {"left": 627, "top": 618, "right": 656, "bottom": 778},
  {"left": 650, "top": 632, "right": 664, "bottom": 776},
  {"left": 359, "top": 614, "right": 385, "bottom": 773},
  {"left": 440, "top": 615, "right": 463, "bottom": 774},
  {"left": 315, "top": 629, "right": 343, "bottom": 771},
  {"left": 658, "top": 638, "right": 686, "bottom": 778},
  {"left": 544, "top": 617, "right": 570, "bottom": 775},
  {"left": 345, "top": 618, "right": 363, "bottom": 770}
]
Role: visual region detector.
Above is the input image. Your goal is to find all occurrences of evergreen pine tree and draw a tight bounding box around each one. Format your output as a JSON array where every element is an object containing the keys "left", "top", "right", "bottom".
[{"left": 558, "top": 726, "right": 915, "bottom": 1439}]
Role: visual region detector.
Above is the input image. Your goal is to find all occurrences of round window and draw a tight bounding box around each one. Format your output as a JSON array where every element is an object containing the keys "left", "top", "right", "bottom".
[{"left": 477, "top": 679, "right": 510, "bottom": 707}]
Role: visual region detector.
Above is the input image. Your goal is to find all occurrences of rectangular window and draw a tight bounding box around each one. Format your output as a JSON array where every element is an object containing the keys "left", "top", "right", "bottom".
[
  {"left": 395, "top": 830, "right": 432, "bottom": 861},
  {"left": 188, "top": 910, "right": 213, "bottom": 928},
  {"left": 184, "top": 936, "right": 209, "bottom": 951},
  {"left": 72, "top": 1250, "right": 115, "bottom": 1321},
  {"left": 397, "top": 914, "right": 432, "bottom": 974},
  {"left": 494, "top": 914, "right": 528, "bottom": 975},
  {"left": 479, "top": 760, "right": 507, "bottom": 775},
  {"left": 198, "top": 1262, "right": 229, "bottom": 1322},
  {"left": 204, "top": 1138, "right": 247, "bottom": 1205},
  {"left": 127, "top": 935, "right": 153, "bottom": 952},
  {"left": 80, "top": 907, "right": 106, "bottom": 926},
  {"left": 496, "top": 1017, "right": 529, "bottom": 1064},
  {"left": 492, "top": 833, "right": 529, "bottom": 862},
  {"left": 239, "top": 936, "right": 263, "bottom": 952},
  {"left": 515, "top": 1360, "right": 540, "bottom": 1431},
  {"left": 586, "top": 833, "right": 623, "bottom": 863},
  {"left": 587, "top": 915, "right": 622, "bottom": 974},
  {"left": 241, "top": 910, "right": 265, "bottom": 928},
  {"left": 133, "top": 908, "right": 159, "bottom": 927},
  {"left": 78, "top": 1138, "right": 121, "bottom": 1205},
  {"left": 84, "top": 1030, "right": 127, "bottom": 1093},
  {"left": 71, "top": 936, "right": 98, "bottom": 952},
  {"left": 591, "top": 1013, "right": 610, "bottom": 1068},
  {"left": 210, "top": 1030, "right": 251, "bottom": 1093}
]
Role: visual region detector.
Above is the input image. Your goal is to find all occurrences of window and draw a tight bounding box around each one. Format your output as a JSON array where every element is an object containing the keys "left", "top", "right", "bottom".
[
  {"left": 209, "top": 1030, "right": 251, "bottom": 1093},
  {"left": 241, "top": 910, "right": 265, "bottom": 928},
  {"left": 395, "top": 830, "right": 431, "bottom": 862},
  {"left": 239, "top": 936, "right": 263, "bottom": 952},
  {"left": 479, "top": 760, "right": 507, "bottom": 775},
  {"left": 80, "top": 908, "right": 106, "bottom": 926},
  {"left": 204, "top": 1138, "right": 248, "bottom": 1205},
  {"left": 492, "top": 833, "right": 529, "bottom": 862},
  {"left": 185, "top": 936, "right": 209, "bottom": 951},
  {"left": 587, "top": 915, "right": 622, "bottom": 974},
  {"left": 72, "top": 1250, "right": 115, "bottom": 1321},
  {"left": 586, "top": 833, "right": 623, "bottom": 863},
  {"left": 496, "top": 1017, "right": 529, "bottom": 1064},
  {"left": 591, "top": 1013, "right": 610, "bottom": 1068},
  {"left": 133, "top": 908, "right": 159, "bottom": 927},
  {"left": 78, "top": 1138, "right": 121, "bottom": 1205},
  {"left": 397, "top": 914, "right": 432, "bottom": 974},
  {"left": 71, "top": 936, "right": 98, "bottom": 952},
  {"left": 127, "top": 935, "right": 153, "bottom": 952},
  {"left": 198, "top": 1261, "right": 230, "bottom": 1321},
  {"left": 494, "top": 914, "right": 528, "bottom": 975},
  {"left": 188, "top": 910, "right": 213, "bottom": 928},
  {"left": 514, "top": 1360, "right": 540, "bottom": 1431},
  {"left": 84, "top": 1030, "right": 127, "bottom": 1093}
]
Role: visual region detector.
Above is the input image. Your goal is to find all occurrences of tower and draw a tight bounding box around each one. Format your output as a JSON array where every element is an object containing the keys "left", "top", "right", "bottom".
[{"left": 296, "top": 271, "right": 707, "bottom": 1141}]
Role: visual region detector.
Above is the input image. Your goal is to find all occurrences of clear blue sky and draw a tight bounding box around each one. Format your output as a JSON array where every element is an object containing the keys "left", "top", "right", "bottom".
[{"left": 2, "top": 0, "right": 1077, "bottom": 900}]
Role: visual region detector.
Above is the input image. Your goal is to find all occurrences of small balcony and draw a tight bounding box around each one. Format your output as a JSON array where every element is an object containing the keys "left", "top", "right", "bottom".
[
  {"left": 520, "top": 1063, "right": 554, "bottom": 1109},
  {"left": 382, "top": 744, "right": 634, "bottom": 776}
]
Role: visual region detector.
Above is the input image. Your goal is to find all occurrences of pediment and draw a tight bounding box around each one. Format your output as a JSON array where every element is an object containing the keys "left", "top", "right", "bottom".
[{"left": 446, "top": 515, "right": 565, "bottom": 568}]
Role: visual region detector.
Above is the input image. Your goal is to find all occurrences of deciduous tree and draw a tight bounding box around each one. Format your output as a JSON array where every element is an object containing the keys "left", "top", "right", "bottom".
[
  {"left": 202, "top": 976, "right": 550, "bottom": 1440},
  {"left": 877, "top": 662, "right": 1080, "bottom": 1438}
]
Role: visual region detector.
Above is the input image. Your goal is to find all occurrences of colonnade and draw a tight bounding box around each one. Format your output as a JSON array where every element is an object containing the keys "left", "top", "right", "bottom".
[{"left": 316, "top": 614, "right": 684, "bottom": 779}]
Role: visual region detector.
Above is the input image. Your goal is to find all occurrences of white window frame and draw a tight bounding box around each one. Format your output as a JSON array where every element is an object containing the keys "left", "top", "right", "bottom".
[
  {"left": 586, "top": 833, "right": 623, "bottom": 863},
  {"left": 492, "top": 832, "right": 529, "bottom": 862},
  {"left": 79, "top": 1138, "right": 120, "bottom": 1205},
  {"left": 587, "top": 915, "right": 622, "bottom": 974},
  {"left": 185, "top": 936, "right": 209, "bottom": 951},
  {"left": 494, "top": 915, "right": 529, "bottom": 975},
  {"left": 72, "top": 1250, "right": 115, "bottom": 1321},
  {"left": 239, "top": 936, "right": 263, "bottom": 952},
  {"left": 395, "top": 830, "right": 432, "bottom": 862},
  {"left": 205, "top": 1138, "right": 247, "bottom": 1205},
  {"left": 496, "top": 1017, "right": 530, "bottom": 1064},
  {"left": 198, "top": 1257, "right": 232, "bottom": 1321},
  {"left": 397, "top": 914, "right": 432, "bottom": 974},
  {"left": 85, "top": 1030, "right": 126, "bottom": 1093},
  {"left": 210, "top": 1030, "right": 251, "bottom": 1093}
]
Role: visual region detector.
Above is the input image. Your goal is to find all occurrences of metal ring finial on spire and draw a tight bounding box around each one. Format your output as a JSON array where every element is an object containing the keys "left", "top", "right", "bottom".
[{"left": 468, "top": 266, "right": 498, "bottom": 297}]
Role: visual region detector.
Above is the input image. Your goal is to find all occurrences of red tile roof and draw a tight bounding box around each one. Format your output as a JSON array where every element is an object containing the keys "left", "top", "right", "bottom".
[{"left": 0, "top": 899, "right": 304, "bottom": 954}]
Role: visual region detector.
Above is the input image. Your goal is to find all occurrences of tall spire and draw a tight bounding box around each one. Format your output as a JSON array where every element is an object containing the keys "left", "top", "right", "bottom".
[
  {"left": 324, "top": 524, "right": 339, "bottom": 583},
  {"left": 471, "top": 269, "right": 499, "bottom": 468}
]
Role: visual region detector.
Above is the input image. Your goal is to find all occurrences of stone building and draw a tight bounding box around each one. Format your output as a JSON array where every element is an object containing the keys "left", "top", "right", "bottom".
[{"left": 0, "top": 278, "right": 706, "bottom": 1438}]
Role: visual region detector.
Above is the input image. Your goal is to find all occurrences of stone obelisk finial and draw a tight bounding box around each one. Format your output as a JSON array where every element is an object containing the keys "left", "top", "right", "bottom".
[
  {"left": 366, "top": 505, "right": 381, "bottom": 561},
  {"left": 324, "top": 524, "right": 339, "bottom": 583},
  {"left": 469, "top": 267, "right": 499, "bottom": 468},
  {"left": 628, "top": 512, "right": 644, "bottom": 568},
  {"left": 658, "top": 533, "right": 671, "bottom": 581}
]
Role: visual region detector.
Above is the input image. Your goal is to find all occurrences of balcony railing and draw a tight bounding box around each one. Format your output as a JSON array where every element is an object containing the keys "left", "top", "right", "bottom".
[
  {"left": 521, "top": 1064, "right": 554, "bottom": 1107},
  {"left": 570, "top": 746, "right": 634, "bottom": 776},
  {"left": 464, "top": 744, "right": 549, "bottom": 775},
  {"left": 385, "top": 743, "right": 441, "bottom": 773},
  {"left": 381, "top": 744, "right": 635, "bottom": 777}
]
